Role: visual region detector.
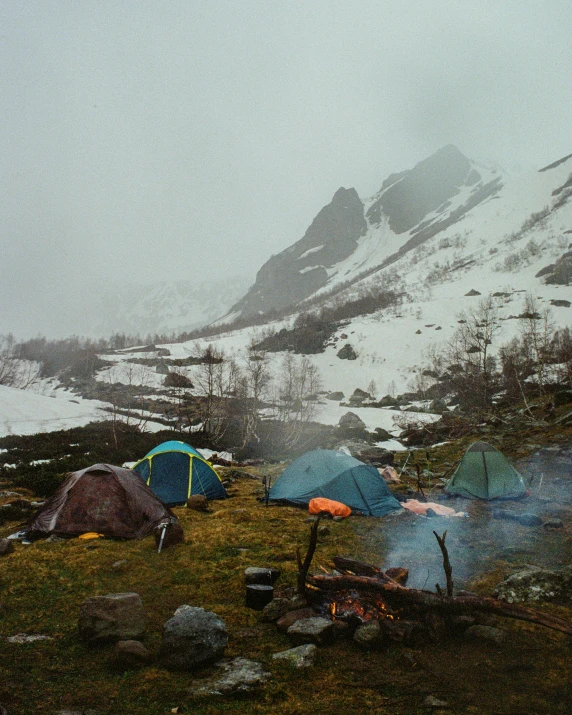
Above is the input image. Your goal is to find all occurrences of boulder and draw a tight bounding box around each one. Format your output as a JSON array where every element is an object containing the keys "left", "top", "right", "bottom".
[
  {"left": 78, "top": 593, "right": 146, "bottom": 645},
  {"left": 338, "top": 412, "right": 366, "bottom": 430},
  {"left": 493, "top": 565, "right": 572, "bottom": 605},
  {"left": 188, "top": 657, "right": 270, "bottom": 697},
  {"left": 337, "top": 344, "right": 357, "bottom": 360},
  {"left": 326, "top": 391, "right": 345, "bottom": 401},
  {"left": 159, "top": 605, "right": 228, "bottom": 671}
]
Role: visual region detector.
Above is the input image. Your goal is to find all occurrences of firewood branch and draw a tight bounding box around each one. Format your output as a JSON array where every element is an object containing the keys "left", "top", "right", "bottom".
[
  {"left": 433, "top": 530, "right": 454, "bottom": 597},
  {"left": 297, "top": 517, "right": 321, "bottom": 596},
  {"left": 307, "top": 572, "right": 572, "bottom": 636}
]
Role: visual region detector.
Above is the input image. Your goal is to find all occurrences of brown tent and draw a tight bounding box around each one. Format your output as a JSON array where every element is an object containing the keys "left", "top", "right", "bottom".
[{"left": 26, "top": 463, "right": 176, "bottom": 539}]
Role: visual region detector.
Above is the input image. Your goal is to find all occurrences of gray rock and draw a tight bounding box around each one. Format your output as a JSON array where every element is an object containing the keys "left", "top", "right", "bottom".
[
  {"left": 0, "top": 539, "right": 15, "bottom": 556},
  {"left": 543, "top": 518, "right": 564, "bottom": 529},
  {"left": 244, "top": 566, "right": 281, "bottom": 585},
  {"left": 7, "top": 633, "right": 53, "bottom": 644},
  {"left": 515, "top": 513, "right": 543, "bottom": 526},
  {"left": 159, "top": 605, "right": 228, "bottom": 671},
  {"left": 110, "top": 560, "right": 129, "bottom": 571},
  {"left": 272, "top": 643, "right": 317, "bottom": 668},
  {"left": 326, "top": 391, "right": 345, "bottom": 401},
  {"left": 260, "top": 598, "right": 292, "bottom": 623},
  {"left": 189, "top": 657, "right": 270, "bottom": 696},
  {"left": 353, "top": 620, "right": 382, "bottom": 649},
  {"left": 493, "top": 565, "right": 572, "bottom": 605},
  {"left": 276, "top": 607, "right": 316, "bottom": 633},
  {"left": 465, "top": 625, "right": 507, "bottom": 645},
  {"left": 424, "top": 695, "right": 450, "bottom": 708},
  {"left": 186, "top": 495, "right": 209, "bottom": 511},
  {"left": 337, "top": 344, "right": 357, "bottom": 361},
  {"left": 287, "top": 617, "right": 335, "bottom": 646},
  {"left": 338, "top": 412, "right": 366, "bottom": 430},
  {"left": 78, "top": 593, "right": 145, "bottom": 645},
  {"left": 112, "top": 640, "right": 153, "bottom": 669}
]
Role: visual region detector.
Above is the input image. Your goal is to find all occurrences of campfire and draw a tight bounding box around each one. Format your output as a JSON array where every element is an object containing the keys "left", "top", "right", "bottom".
[
  {"left": 295, "top": 520, "right": 572, "bottom": 641},
  {"left": 326, "top": 590, "right": 400, "bottom": 623}
]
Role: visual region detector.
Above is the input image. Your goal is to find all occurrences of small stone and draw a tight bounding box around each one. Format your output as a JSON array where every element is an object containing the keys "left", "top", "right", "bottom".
[
  {"left": 260, "top": 598, "right": 292, "bottom": 623},
  {"left": 188, "top": 657, "right": 270, "bottom": 697},
  {"left": 286, "top": 617, "right": 335, "bottom": 646},
  {"left": 276, "top": 608, "right": 316, "bottom": 633},
  {"left": 424, "top": 694, "right": 449, "bottom": 708},
  {"left": 186, "top": 495, "right": 209, "bottom": 511},
  {"left": 272, "top": 643, "right": 317, "bottom": 668},
  {"left": 353, "top": 621, "right": 382, "bottom": 649},
  {"left": 111, "top": 560, "right": 128, "bottom": 571},
  {"left": 112, "top": 640, "right": 153, "bottom": 669},
  {"left": 543, "top": 518, "right": 563, "bottom": 529},
  {"left": 7, "top": 633, "right": 53, "bottom": 644},
  {"left": 0, "top": 539, "right": 15, "bottom": 556},
  {"left": 516, "top": 513, "right": 543, "bottom": 526},
  {"left": 465, "top": 625, "right": 507, "bottom": 645},
  {"left": 244, "top": 566, "right": 281, "bottom": 585}
]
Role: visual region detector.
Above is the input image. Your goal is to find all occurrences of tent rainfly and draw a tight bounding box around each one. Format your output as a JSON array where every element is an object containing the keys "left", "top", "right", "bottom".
[
  {"left": 26, "top": 463, "right": 175, "bottom": 539},
  {"left": 444, "top": 441, "right": 527, "bottom": 500},
  {"left": 132, "top": 440, "right": 227, "bottom": 506},
  {"left": 268, "top": 449, "right": 403, "bottom": 517}
]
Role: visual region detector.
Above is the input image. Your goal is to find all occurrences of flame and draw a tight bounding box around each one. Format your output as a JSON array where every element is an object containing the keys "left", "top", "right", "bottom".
[{"left": 327, "top": 590, "right": 399, "bottom": 622}]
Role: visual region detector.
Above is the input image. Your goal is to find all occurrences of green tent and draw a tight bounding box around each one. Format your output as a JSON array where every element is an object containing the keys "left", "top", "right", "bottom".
[{"left": 445, "top": 441, "right": 527, "bottom": 500}]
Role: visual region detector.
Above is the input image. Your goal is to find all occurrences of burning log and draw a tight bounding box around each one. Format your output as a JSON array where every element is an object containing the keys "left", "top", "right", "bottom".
[{"left": 308, "top": 559, "right": 572, "bottom": 637}]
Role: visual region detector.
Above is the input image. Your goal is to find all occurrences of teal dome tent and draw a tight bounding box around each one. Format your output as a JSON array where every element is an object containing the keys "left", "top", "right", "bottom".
[
  {"left": 132, "top": 441, "right": 227, "bottom": 506},
  {"left": 445, "top": 441, "right": 527, "bottom": 500},
  {"left": 268, "top": 449, "right": 403, "bottom": 517}
]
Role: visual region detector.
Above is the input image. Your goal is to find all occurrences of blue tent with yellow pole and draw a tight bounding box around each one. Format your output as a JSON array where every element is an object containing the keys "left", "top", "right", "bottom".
[{"left": 132, "top": 441, "right": 227, "bottom": 506}]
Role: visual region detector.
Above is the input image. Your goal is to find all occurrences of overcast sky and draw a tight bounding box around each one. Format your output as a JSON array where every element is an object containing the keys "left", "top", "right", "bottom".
[{"left": 1, "top": 0, "right": 571, "bottom": 338}]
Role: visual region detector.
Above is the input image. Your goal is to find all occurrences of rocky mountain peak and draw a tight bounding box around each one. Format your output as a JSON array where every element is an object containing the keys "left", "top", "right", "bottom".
[{"left": 366, "top": 145, "right": 476, "bottom": 232}]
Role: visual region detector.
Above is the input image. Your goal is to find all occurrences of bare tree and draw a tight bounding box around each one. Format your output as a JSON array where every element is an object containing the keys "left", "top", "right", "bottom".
[
  {"left": 192, "top": 343, "right": 241, "bottom": 441},
  {"left": 0, "top": 334, "right": 40, "bottom": 389},
  {"left": 519, "top": 294, "right": 555, "bottom": 397},
  {"left": 274, "top": 354, "right": 323, "bottom": 447},
  {"left": 439, "top": 297, "right": 501, "bottom": 414}
]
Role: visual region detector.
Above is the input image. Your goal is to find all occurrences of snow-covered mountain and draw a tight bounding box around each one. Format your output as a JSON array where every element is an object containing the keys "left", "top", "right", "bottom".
[
  {"left": 88, "top": 276, "right": 250, "bottom": 339},
  {"left": 222, "top": 145, "right": 506, "bottom": 321},
  {"left": 188, "top": 146, "right": 571, "bottom": 400}
]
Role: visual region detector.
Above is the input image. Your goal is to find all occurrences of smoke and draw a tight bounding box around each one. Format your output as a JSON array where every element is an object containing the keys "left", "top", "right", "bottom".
[{"left": 371, "top": 444, "right": 572, "bottom": 591}]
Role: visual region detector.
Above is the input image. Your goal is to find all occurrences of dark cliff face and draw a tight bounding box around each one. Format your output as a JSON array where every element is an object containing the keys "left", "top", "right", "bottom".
[
  {"left": 230, "top": 187, "right": 367, "bottom": 317},
  {"left": 226, "top": 146, "right": 497, "bottom": 321},
  {"left": 366, "top": 144, "right": 476, "bottom": 232}
]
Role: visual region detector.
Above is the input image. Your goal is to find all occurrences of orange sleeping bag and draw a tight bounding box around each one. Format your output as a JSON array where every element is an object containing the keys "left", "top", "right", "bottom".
[{"left": 308, "top": 497, "right": 351, "bottom": 518}]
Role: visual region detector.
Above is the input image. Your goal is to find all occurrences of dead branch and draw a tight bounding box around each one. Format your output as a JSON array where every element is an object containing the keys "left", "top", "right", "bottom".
[
  {"left": 433, "top": 530, "right": 454, "bottom": 597},
  {"left": 297, "top": 517, "right": 321, "bottom": 597}
]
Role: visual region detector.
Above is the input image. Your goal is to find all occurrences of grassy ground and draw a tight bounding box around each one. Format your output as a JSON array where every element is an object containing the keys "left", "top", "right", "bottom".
[{"left": 1, "top": 431, "right": 571, "bottom": 714}]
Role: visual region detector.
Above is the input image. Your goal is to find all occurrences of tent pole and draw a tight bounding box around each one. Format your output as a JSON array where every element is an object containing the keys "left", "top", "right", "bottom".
[{"left": 157, "top": 524, "right": 167, "bottom": 553}]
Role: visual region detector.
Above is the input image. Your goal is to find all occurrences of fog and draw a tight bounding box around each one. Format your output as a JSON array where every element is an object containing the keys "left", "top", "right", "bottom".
[{"left": 1, "top": 0, "right": 571, "bottom": 338}]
